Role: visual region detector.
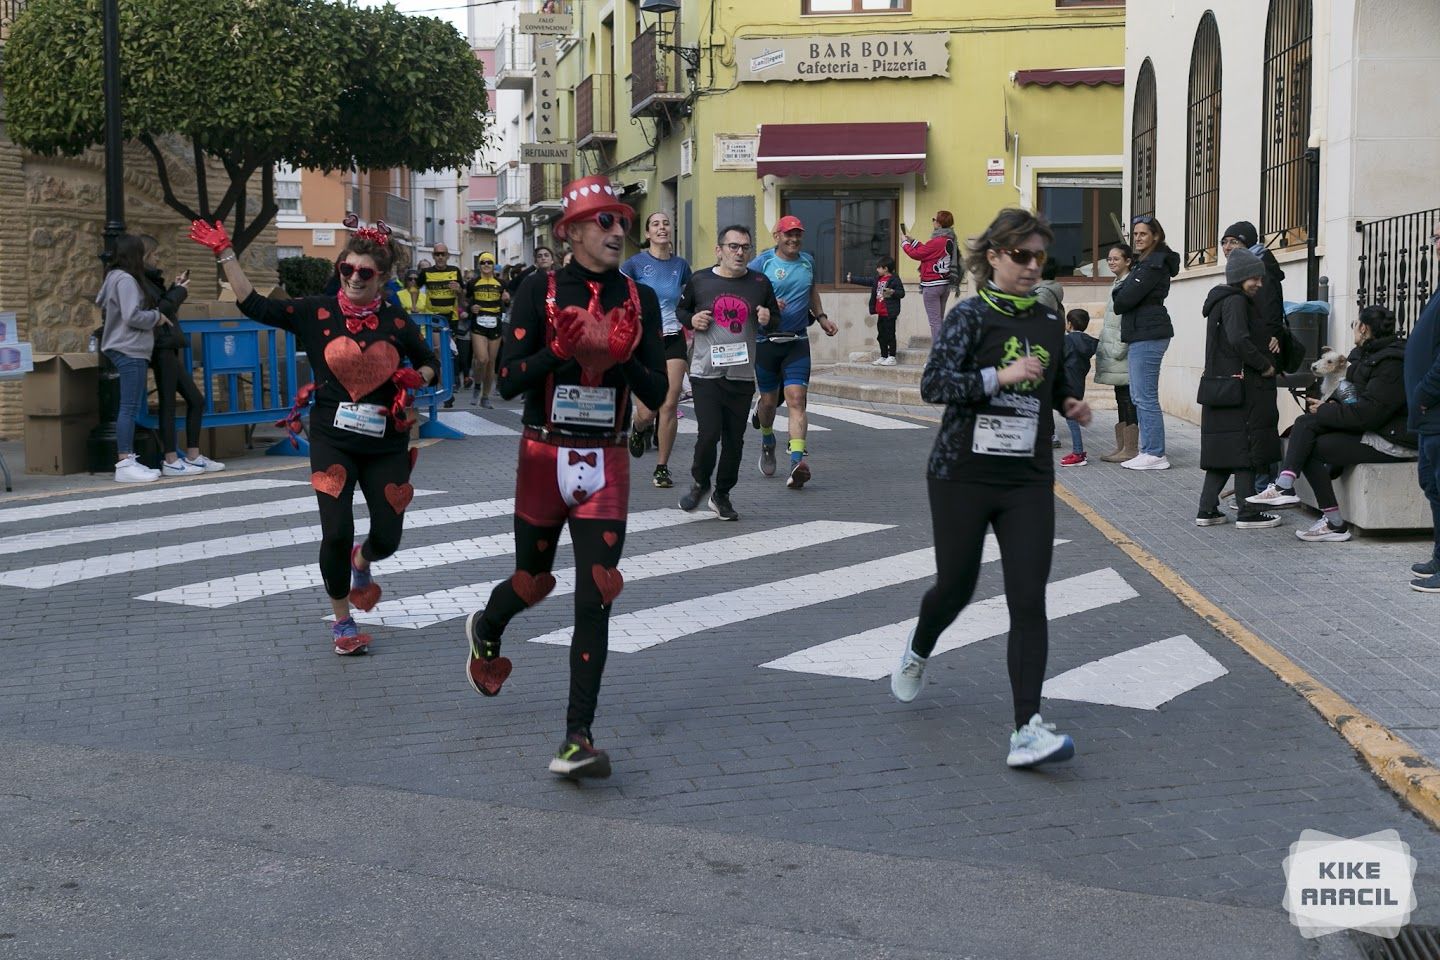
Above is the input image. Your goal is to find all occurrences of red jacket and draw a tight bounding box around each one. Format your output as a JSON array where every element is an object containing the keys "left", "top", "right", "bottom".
[{"left": 902, "top": 235, "right": 957, "bottom": 287}]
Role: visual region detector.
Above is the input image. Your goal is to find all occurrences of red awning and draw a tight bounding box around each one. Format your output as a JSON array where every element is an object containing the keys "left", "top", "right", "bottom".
[
  {"left": 1013, "top": 68, "right": 1124, "bottom": 88},
  {"left": 755, "top": 122, "right": 927, "bottom": 178}
]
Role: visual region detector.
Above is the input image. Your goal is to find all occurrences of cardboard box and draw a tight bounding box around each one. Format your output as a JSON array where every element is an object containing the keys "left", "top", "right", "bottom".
[
  {"left": 25, "top": 414, "right": 96, "bottom": 475},
  {"left": 202, "top": 424, "right": 250, "bottom": 460},
  {"left": 176, "top": 300, "right": 212, "bottom": 320},
  {"left": 0, "top": 342, "right": 35, "bottom": 380},
  {"left": 24, "top": 352, "right": 100, "bottom": 417}
]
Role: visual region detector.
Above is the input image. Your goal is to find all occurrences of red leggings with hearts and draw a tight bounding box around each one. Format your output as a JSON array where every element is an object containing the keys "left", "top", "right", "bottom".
[
  {"left": 310, "top": 429, "right": 414, "bottom": 600},
  {"left": 475, "top": 439, "right": 629, "bottom": 736}
]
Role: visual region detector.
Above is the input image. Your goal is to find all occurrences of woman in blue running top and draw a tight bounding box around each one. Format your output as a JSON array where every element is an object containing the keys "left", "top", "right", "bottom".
[
  {"left": 890, "top": 208, "right": 1090, "bottom": 770},
  {"left": 622, "top": 212, "right": 692, "bottom": 489}
]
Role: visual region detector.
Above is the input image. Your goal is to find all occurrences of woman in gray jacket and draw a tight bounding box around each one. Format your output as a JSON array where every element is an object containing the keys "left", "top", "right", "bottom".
[{"left": 1095, "top": 243, "right": 1137, "bottom": 461}]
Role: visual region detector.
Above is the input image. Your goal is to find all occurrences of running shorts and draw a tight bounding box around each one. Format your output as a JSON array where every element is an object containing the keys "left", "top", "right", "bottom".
[
  {"left": 663, "top": 332, "right": 688, "bottom": 363},
  {"left": 754, "top": 338, "right": 811, "bottom": 394}
]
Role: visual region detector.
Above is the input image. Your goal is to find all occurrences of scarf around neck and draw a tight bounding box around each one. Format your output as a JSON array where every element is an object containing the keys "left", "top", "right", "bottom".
[
  {"left": 338, "top": 290, "right": 382, "bottom": 333},
  {"left": 980, "top": 282, "right": 1038, "bottom": 315}
]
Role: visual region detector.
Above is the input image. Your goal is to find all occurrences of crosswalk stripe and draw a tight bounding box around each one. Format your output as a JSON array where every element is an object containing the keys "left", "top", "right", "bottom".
[
  {"left": 0, "top": 479, "right": 307, "bottom": 526},
  {"left": 802, "top": 402, "right": 925, "bottom": 430},
  {"left": 351, "top": 520, "right": 893, "bottom": 629},
  {"left": 1042, "top": 634, "right": 1227, "bottom": 710},
  {"left": 140, "top": 507, "right": 711, "bottom": 608},
  {"left": 759, "top": 567, "right": 1138, "bottom": 680},
  {"left": 678, "top": 404, "right": 829, "bottom": 434},
  {"left": 0, "top": 489, "right": 442, "bottom": 560},
  {"left": 436, "top": 410, "right": 519, "bottom": 436},
  {"left": 0, "top": 497, "right": 514, "bottom": 590}
]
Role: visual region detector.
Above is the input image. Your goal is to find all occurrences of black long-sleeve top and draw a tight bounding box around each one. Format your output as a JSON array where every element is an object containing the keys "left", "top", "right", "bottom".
[{"left": 498, "top": 260, "right": 667, "bottom": 434}]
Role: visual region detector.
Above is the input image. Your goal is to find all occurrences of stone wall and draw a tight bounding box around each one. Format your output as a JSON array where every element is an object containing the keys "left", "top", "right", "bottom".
[{"left": 0, "top": 127, "right": 277, "bottom": 439}]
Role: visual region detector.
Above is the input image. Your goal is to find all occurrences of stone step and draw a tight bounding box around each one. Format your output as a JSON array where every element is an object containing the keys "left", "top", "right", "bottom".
[
  {"left": 897, "top": 348, "right": 931, "bottom": 366},
  {"left": 808, "top": 373, "right": 924, "bottom": 406},
  {"left": 827, "top": 361, "right": 924, "bottom": 385},
  {"left": 906, "top": 335, "right": 932, "bottom": 350}
]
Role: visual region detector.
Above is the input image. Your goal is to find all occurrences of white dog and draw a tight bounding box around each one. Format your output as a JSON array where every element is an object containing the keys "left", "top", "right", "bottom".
[{"left": 1310, "top": 348, "right": 1349, "bottom": 401}]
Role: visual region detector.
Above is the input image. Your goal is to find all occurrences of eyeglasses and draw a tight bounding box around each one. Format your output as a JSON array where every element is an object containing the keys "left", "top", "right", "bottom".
[
  {"left": 1000, "top": 248, "right": 1048, "bottom": 268},
  {"left": 338, "top": 262, "right": 378, "bottom": 281},
  {"left": 720, "top": 242, "right": 752, "bottom": 253},
  {"left": 586, "top": 212, "right": 631, "bottom": 232}
]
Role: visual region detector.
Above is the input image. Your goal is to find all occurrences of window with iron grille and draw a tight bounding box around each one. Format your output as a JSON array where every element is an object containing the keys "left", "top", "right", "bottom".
[
  {"left": 1130, "top": 59, "right": 1157, "bottom": 220},
  {"left": 1185, "top": 12, "right": 1222, "bottom": 268},
  {"left": 1260, "top": 0, "right": 1312, "bottom": 250}
]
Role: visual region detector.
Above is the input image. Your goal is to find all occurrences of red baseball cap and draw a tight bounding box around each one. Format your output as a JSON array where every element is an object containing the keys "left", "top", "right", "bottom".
[{"left": 775, "top": 215, "right": 805, "bottom": 234}]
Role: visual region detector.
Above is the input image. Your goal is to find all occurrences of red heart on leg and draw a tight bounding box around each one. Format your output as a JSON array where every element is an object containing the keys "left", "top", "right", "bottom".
[
  {"left": 384, "top": 482, "right": 414, "bottom": 514},
  {"left": 602, "top": 530, "right": 619, "bottom": 547},
  {"left": 592, "top": 565, "right": 624, "bottom": 606},
  {"left": 311, "top": 464, "right": 347, "bottom": 498},
  {"left": 511, "top": 571, "right": 556, "bottom": 607}
]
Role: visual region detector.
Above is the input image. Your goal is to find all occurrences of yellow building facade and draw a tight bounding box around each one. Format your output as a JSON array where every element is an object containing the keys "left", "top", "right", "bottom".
[{"left": 544, "top": 0, "right": 1124, "bottom": 361}]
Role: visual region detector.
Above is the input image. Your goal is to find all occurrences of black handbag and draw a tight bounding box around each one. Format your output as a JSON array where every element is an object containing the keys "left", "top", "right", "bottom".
[{"left": 1197, "top": 375, "right": 1244, "bottom": 408}]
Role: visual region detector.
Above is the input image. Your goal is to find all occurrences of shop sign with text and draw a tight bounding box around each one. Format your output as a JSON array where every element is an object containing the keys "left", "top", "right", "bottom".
[{"left": 735, "top": 33, "right": 950, "bottom": 83}]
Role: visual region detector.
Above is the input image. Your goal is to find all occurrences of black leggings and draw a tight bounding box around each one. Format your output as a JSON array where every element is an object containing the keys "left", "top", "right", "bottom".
[
  {"left": 1114, "top": 385, "right": 1137, "bottom": 426},
  {"left": 310, "top": 430, "right": 413, "bottom": 599},
  {"left": 877, "top": 315, "right": 898, "bottom": 359},
  {"left": 915, "top": 479, "right": 1054, "bottom": 731},
  {"left": 152, "top": 347, "right": 203, "bottom": 452},
  {"left": 691, "top": 377, "right": 754, "bottom": 495},
  {"left": 1282, "top": 414, "right": 1408, "bottom": 510},
  {"left": 477, "top": 516, "right": 627, "bottom": 736}
]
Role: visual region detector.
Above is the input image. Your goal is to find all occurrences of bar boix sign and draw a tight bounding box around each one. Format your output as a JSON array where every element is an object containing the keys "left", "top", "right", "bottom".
[{"left": 735, "top": 33, "right": 950, "bottom": 83}]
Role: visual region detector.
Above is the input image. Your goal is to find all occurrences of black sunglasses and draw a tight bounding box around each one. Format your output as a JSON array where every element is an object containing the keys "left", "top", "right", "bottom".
[
  {"left": 587, "top": 212, "right": 632, "bottom": 232},
  {"left": 1000, "top": 248, "right": 1048, "bottom": 268},
  {"left": 1131, "top": 215, "right": 1157, "bottom": 226},
  {"left": 338, "top": 262, "right": 378, "bottom": 281}
]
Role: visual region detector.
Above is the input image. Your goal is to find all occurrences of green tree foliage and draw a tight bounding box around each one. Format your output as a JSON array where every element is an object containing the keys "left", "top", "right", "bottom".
[
  {"left": 3, "top": 0, "right": 489, "bottom": 253},
  {"left": 276, "top": 255, "right": 337, "bottom": 297}
]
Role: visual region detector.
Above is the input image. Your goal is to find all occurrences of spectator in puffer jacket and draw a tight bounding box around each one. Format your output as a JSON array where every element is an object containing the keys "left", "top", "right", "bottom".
[
  {"left": 1404, "top": 224, "right": 1440, "bottom": 591},
  {"left": 1095, "top": 243, "right": 1137, "bottom": 462},
  {"left": 1112, "top": 214, "right": 1181, "bottom": 471}
]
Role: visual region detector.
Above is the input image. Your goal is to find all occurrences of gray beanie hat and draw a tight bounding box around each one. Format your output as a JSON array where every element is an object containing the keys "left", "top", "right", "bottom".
[{"left": 1225, "top": 247, "right": 1265, "bottom": 285}]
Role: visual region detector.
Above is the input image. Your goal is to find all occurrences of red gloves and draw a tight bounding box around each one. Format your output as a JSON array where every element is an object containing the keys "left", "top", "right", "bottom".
[
  {"left": 275, "top": 383, "right": 316, "bottom": 449},
  {"left": 189, "top": 219, "right": 232, "bottom": 255},
  {"left": 390, "top": 367, "right": 426, "bottom": 428},
  {"left": 606, "top": 303, "right": 641, "bottom": 365},
  {"left": 549, "top": 305, "right": 589, "bottom": 362},
  {"left": 392, "top": 367, "right": 426, "bottom": 391}
]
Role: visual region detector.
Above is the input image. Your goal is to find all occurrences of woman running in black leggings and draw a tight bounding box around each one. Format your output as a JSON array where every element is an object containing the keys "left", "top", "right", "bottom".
[{"left": 890, "top": 208, "right": 1091, "bottom": 769}]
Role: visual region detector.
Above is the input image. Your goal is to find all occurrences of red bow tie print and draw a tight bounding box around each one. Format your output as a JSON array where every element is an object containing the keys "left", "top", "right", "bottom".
[{"left": 568, "top": 451, "right": 598, "bottom": 467}]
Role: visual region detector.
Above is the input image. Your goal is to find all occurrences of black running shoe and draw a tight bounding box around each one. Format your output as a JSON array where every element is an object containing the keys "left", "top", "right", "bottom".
[
  {"left": 549, "top": 731, "right": 611, "bottom": 779},
  {"left": 1195, "top": 510, "right": 1227, "bottom": 527},
  {"left": 709, "top": 492, "right": 739, "bottom": 521},
  {"left": 679, "top": 482, "right": 710, "bottom": 512},
  {"left": 652, "top": 465, "right": 673, "bottom": 488},
  {"left": 628, "top": 423, "right": 649, "bottom": 459}
]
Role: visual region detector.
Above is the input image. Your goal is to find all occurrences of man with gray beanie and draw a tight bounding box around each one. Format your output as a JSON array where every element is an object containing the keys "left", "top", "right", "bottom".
[{"left": 1195, "top": 246, "right": 1283, "bottom": 528}]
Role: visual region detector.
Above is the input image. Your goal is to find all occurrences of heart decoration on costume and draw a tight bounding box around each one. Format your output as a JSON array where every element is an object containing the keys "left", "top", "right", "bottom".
[
  {"left": 510, "top": 570, "right": 556, "bottom": 607},
  {"left": 572, "top": 488, "right": 589, "bottom": 503},
  {"left": 560, "top": 306, "right": 637, "bottom": 385},
  {"left": 468, "top": 656, "right": 513, "bottom": 697},
  {"left": 384, "top": 482, "right": 414, "bottom": 514},
  {"left": 311, "top": 464, "right": 347, "bottom": 498},
  {"left": 395, "top": 316, "right": 406, "bottom": 328},
  {"left": 536, "top": 539, "right": 550, "bottom": 553},
  {"left": 323, "top": 337, "right": 401, "bottom": 402},
  {"left": 592, "top": 564, "right": 624, "bottom": 606},
  {"left": 514, "top": 327, "right": 526, "bottom": 340},
  {"left": 316, "top": 308, "right": 331, "bottom": 320},
  {"left": 349, "top": 582, "right": 381, "bottom": 612},
  {"left": 602, "top": 530, "right": 619, "bottom": 547}
]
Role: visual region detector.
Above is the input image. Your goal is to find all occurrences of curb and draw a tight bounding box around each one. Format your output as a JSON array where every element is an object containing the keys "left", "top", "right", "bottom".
[{"left": 1055, "top": 483, "right": 1440, "bottom": 829}]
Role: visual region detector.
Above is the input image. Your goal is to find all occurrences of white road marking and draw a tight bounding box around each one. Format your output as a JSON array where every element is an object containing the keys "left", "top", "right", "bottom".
[
  {"left": 803, "top": 402, "right": 925, "bottom": 430},
  {"left": 436, "top": 410, "right": 519, "bottom": 436},
  {"left": 1043, "top": 635, "right": 1227, "bottom": 710},
  {"left": 351, "top": 520, "right": 893, "bottom": 629},
  {"left": 0, "top": 490, "right": 433, "bottom": 559},
  {"left": 677, "top": 403, "right": 828, "bottom": 433},
  {"left": 0, "top": 479, "right": 307, "bottom": 526},
  {"left": 1, "top": 496, "right": 512, "bottom": 590},
  {"left": 760, "top": 567, "right": 1135, "bottom": 680},
  {"left": 142, "top": 507, "right": 710, "bottom": 608}
]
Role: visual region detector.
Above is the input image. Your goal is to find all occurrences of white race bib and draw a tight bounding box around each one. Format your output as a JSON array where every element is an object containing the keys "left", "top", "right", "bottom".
[
  {"left": 477, "top": 314, "right": 499, "bottom": 329},
  {"left": 551, "top": 384, "right": 617, "bottom": 427},
  {"left": 972, "top": 412, "right": 1037, "bottom": 457},
  {"left": 710, "top": 341, "right": 749, "bottom": 367},
  {"left": 333, "top": 402, "right": 388, "bottom": 438}
]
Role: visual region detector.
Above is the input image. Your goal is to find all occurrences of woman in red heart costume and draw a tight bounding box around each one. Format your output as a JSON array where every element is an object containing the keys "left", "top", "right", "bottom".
[
  {"left": 189, "top": 219, "right": 438, "bottom": 656},
  {"left": 463, "top": 174, "right": 668, "bottom": 780}
]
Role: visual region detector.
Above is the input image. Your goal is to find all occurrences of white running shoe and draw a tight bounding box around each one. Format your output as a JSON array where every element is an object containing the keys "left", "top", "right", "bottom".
[
  {"left": 881, "top": 356, "right": 898, "bottom": 366},
  {"left": 1007, "top": 714, "right": 1075, "bottom": 768},
  {"left": 890, "top": 627, "right": 927, "bottom": 703},
  {"left": 1121, "top": 453, "right": 1171, "bottom": 471},
  {"left": 161, "top": 457, "right": 206, "bottom": 477},
  {"left": 1246, "top": 483, "right": 1300, "bottom": 507},
  {"left": 1296, "top": 517, "right": 1352, "bottom": 542},
  {"left": 871, "top": 355, "right": 888, "bottom": 366},
  {"left": 114, "top": 456, "right": 158, "bottom": 484}
]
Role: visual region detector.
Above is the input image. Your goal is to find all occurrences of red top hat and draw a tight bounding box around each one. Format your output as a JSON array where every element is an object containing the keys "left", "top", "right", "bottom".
[{"left": 554, "top": 174, "right": 636, "bottom": 241}]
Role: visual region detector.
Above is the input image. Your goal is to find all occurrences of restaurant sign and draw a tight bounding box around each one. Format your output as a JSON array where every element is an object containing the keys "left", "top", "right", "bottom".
[{"left": 735, "top": 33, "right": 950, "bottom": 83}]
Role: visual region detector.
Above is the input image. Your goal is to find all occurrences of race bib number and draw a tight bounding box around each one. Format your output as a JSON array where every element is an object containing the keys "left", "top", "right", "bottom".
[
  {"left": 333, "top": 402, "right": 388, "bottom": 438},
  {"left": 972, "top": 413, "right": 1037, "bottom": 457},
  {"left": 551, "top": 384, "right": 617, "bottom": 427},
  {"left": 477, "top": 314, "right": 499, "bottom": 329},
  {"left": 710, "top": 341, "right": 749, "bottom": 367}
]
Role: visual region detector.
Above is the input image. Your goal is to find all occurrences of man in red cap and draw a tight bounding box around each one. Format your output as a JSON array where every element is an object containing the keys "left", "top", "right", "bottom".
[
  {"left": 749, "top": 215, "right": 837, "bottom": 488},
  {"left": 463, "top": 174, "right": 668, "bottom": 780}
]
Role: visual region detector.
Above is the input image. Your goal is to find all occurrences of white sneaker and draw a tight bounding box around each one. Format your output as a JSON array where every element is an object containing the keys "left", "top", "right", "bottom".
[
  {"left": 890, "top": 627, "right": 927, "bottom": 703},
  {"left": 1296, "top": 517, "right": 1352, "bottom": 542},
  {"left": 1246, "top": 483, "right": 1299, "bottom": 507},
  {"left": 881, "top": 356, "right": 898, "bottom": 366},
  {"left": 186, "top": 454, "right": 226, "bottom": 473},
  {"left": 1121, "top": 453, "right": 1171, "bottom": 471},
  {"left": 1007, "top": 714, "right": 1075, "bottom": 768},
  {"left": 871, "top": 356, "right": 888, "bottom": 366},
  {"left": 114, "top": 456, "right": 158, "bottom": 484},
  {"left": 161, "top": 458, "right": 206, "bottom": 477}
]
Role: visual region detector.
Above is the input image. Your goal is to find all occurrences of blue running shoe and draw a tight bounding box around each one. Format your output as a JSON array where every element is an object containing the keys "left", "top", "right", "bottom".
[{"left": 1006, "top": 714, "right": 1074, "bottom": 768}]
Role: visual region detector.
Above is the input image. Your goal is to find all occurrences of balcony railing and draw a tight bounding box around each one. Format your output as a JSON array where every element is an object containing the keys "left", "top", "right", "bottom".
[
  {"left": 576, "top": 73, "right": 616, "bottom": 149},
  {"left": 497, "top": 167, "right": 529, "bottom": 211},
  {"left": 494, "top": 28, "right": 534, "bottom": 90},
  {"left": 630, "top": 25, "right": 687, "bottom": 118},
  {"left": 383, "top": 192, "right": 412, "bottom": 234},
  {"left": 1, "top": 0, "right": 26, "bottom": 45},
  {"left": 1357, "top": 207, "right": 1439, "bottom": 336},
  {"left": 529, "top": 163, "right": 570, "bottom": 212}
]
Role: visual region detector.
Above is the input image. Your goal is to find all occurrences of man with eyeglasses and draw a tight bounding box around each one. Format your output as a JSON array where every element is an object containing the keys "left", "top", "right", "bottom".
[
  {"left": 1404, "top": 224, "right": 1440, "bottom": 592},
  {"left": 749, "top": 215, "right": 838, "bottom": 489},
  {"left": 674, "top": 225, "right": 781, "bottom": 520},
  {"left": 419, "top": 244, "right": 466, "bottom": 407},
  {"left": 463, "top": 174, "right": 668, "bottom": 780}
]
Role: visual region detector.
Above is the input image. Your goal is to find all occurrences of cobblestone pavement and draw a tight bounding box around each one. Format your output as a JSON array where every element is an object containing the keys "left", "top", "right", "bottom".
[{"left": 0, "top": 396, "right": 1435, "bottom": 957}]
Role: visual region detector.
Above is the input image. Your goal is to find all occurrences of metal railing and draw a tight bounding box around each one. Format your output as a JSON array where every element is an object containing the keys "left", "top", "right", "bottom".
[
  {"left": 631, "top": 24, "right": 685, "bottom": 114},
  {"left": 576, "top": 73, "right": 615, "bottom": 146},
  {"left": 529, "top": 163, "right": 569, "bottom": 207},
  {"left": 1130, "top": 59, "right": 1157, "bottom": 220},
  {"left": 497, "top": 167, "right": 528, "bottom": 209},
  {"left": 1259, "top": 0, "right": 1313, "bottom": 249},
  {"left": 1183, "top": 12, "right": 1223, "bottom": 268},
  {"left": 495, "top": 28, "right": 533, "bottom": 76},
  {"left": 1357, "top": 208, "right": 1439, "bottom": 336},
  {"left": 384, "top": 192, "right": 411, "bottom": 232},
  {"left": 0, "top": 0, "right": 24, "bottom": 45}
]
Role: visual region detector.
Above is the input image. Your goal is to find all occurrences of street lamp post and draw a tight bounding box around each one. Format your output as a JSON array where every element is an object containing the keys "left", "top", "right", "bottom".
[{"left": 100, "top": 0, "right": 124, "bottom": 265}]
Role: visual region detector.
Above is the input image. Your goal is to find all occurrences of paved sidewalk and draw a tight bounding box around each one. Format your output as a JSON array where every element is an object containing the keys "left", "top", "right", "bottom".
[{"left": 1057, "top": 408, "right": 1440, "bottom": 766}]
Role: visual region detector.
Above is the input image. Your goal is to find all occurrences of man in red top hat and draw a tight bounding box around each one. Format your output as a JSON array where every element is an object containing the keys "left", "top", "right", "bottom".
[{"left": 463, "top": 174, "right": 668, "bottom": 779}]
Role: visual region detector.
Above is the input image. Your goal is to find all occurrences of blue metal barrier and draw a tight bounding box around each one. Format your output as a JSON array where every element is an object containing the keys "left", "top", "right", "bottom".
[{"left": 409, "top": 312, "right": 465, "bottom": 440}]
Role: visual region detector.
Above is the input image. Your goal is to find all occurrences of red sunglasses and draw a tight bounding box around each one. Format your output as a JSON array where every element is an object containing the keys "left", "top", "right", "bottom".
[{"left": 338, "top": 262, "right": 378, "bottom": 281}]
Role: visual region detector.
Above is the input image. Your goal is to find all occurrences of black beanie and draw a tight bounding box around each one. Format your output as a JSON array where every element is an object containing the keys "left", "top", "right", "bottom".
[{"left": 1221, "top": 221, "right": 1258, "bottom": 248}]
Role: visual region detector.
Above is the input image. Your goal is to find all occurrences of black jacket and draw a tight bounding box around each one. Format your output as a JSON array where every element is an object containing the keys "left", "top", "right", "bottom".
[
  {"left": 1314, "top": 336, "right": 1411, "bottom": 444},
  {"left": 143, "top": 267, "right": 189, "bottom": 353},
  {"left": 1405, "top": 294, "right": 1440, "bottom": 436},
  {"left": 1113, "top": 246, "right": 1181, "bottom": 344},
  {"left": 848, "top": 272, "right": 904, "bottom": 318},
  {"left": 1199, "top": 284, "right": 1280, "bottom": 470},
  {"left": 1063, "top": 330, "right": 1097, "bottom": 401}
]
